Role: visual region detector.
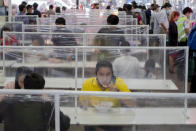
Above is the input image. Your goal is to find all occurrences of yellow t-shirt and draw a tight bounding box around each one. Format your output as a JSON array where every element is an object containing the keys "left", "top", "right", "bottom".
[{"left": 80, "top": 77, "right": 130, "bottom": 107}]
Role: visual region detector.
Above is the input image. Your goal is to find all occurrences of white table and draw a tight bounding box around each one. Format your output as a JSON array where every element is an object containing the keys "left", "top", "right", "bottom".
[
  {"left": 1, "top": 77, "right": 178, "bottom": 90},
  {"left": 12, "top": 61, "right": 160, "bottom": 68},
  {"left": 60, "top": 107, "right": 194, "bottom": 125},
  {"left": 0, "top": 60, "right": 16, "bottom": 67}
]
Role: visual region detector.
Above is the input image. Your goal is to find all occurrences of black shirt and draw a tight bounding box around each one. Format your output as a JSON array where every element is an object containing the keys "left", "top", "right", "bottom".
[
  {"left": 0, "top": 96, "right": 70, "bottom": 131},
  {"left": 169, "top": 21, "right": 178, "bottom": 46}
]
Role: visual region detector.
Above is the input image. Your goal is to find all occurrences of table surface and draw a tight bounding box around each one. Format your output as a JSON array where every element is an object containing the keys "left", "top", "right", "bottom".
[
  {"left": 0, "top": 60, "right": 16, "bottom": 67},
  {"left": 1, "top": 77, "right": 178, "bottom": 90},
  {"left": 60, "top": 107, "right": 196, "bottom": 125}
]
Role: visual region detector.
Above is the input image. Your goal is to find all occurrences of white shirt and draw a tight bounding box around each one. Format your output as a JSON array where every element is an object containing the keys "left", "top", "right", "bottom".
[
  {"left": 152, "top": 11, "right": 160, "bottom": 34},
  {"left": 158, "top": 9, "right": 169, "bottom": 29},
  {"left": 113, "top": 55, "right": 144, "bottom": 78}
]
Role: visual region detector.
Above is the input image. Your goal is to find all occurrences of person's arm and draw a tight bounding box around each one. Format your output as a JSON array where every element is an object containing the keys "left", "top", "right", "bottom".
[
  {"left": 160, "top": 23, "right": 168, "bottom": 33},
  {"left": 184, "top": 20, "right": 191, "bottom": 36},
  {"left": 116, "top": 78, "right": 136, "bottom": 107},
  {"left": 47, "top": 103, "right": 70, "bottom": 131},
  {"left": 0, "top": 81, "right": 15, "bottom": 102},
  {"left": 79, "top": 80, "right": 91, "bottom": 109},
  {"left": 159, "top": 11, "right": 168, "bottom": 33},
  {"left": 59, "top": 111, "right": 70, "bottom": 131},
  {"left": 185, "top": 28, "right": 190, "bottom": 36},
  {"left": 138, "top": 16, "right": 143, "bottom": 25}
]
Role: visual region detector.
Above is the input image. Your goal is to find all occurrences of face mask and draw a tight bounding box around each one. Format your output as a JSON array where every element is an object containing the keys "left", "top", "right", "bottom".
[
  {"left": 97, "top": 76, "right": 112, "bottom": 88},
  {"left": 166, "top": 9, "right": 171, "bottom": 15}
]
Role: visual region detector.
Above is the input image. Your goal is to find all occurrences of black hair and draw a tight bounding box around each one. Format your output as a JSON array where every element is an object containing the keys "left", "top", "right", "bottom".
[
  {"left": 62, "top": 6, "right": 66, "bottom": 10},
  {"left": 56, "top": 7, "right": 61, "bottom": 13},
  {"left": 106, "top": 6, "right": 110, "bottom": 10},
  {"left": 123, "top": 4, "right": 128, "bottom": 11},
  {"left": 0, "top": 26, "right": 10, "bottom": 38},
  {"left": 107, "top": 14, "right": 119, "bottom": 25},
  {"left": 32, "top": 35, "right": 44, "bottom": 46},
  {"left": 118, "top": 7, "right": 123, "bottom": 11},
  {"left": 33, "top": 3, "right": 38, "bottom": 10},
  {"left": 145, "top": 59, "right": 155, "bottom": 77},
  {"left": 162, "top": 3, "right": 172, "bottom": 9},
  {"left": 95, "top": 60, "right": 114, "bottom": 75},
  {"left": 15, "top": 67, "right": 33, "bottom": 89},
  {"left": 120, "top": 41, "right": 130, "bottom": 53},
  {"left": 49, "top": 5, "right": 53, "bottom": 9},
  {"left": 132, "top": 1, "right": 137, "bottom": 8},
  {"left": 142, "top": 6, "right": 146, "bottom": 10},
  {"left": 121, "top": 40, "right": 130, "bottom": 46},
  {"left": 21, "top": 1, "right": 27, "bottom": 6},
  {"left": 24, "top": 73, "right": 45, "bottom": 89},
  {"left": 26, "top": 5, "right": 32, "bottom": 10},
  {"left": 55, "top": 17, "right": 66, "bottom": 25},
  {"left": 183, "top": 7, "right": 193, "bottom": 15},
  {"left": 126, "top": 4, "right": 132, "bottom": 11},
  {"left": 19, "top": 4, "right": 26, "bottom": 12}
]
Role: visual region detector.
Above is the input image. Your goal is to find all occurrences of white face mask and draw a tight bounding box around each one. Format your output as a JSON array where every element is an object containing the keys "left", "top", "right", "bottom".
[{"left": 97, "top": 76, "right": 112, "bottom": 87}]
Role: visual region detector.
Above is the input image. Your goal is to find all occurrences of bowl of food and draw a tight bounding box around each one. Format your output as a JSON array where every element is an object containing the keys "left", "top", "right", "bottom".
[{"left": 94, "top": 101, "right": 113, "bottom": 113}]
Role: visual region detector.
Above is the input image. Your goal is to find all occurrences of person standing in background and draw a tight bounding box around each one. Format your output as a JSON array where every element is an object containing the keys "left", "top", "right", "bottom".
[
  {"left": 26, "top": 5, "right": 33, "bottom": 15},
  {"left": 55, "top": 7, "right": 61, "bottom": 13},
  {"left": 177, "top": 7, "right": 193, "bottom": 46},
  {"left": 62, "top": 6, "right": 66, "bottom": 13},
  {"left": 146, "top": 4, "right": 154, "bottom": 26},
  {"left": 151, "top": 4, "right": 160, "bottom": 34},
  {"left": 169, "top": 11, "right": 180, "bottom": 46},
  {"left": 158, "top": 3, "right": 172, "bottom": 35},
  {"left": 47, "top": 5, "right": 55, "bottom": 17},
  {"left": 168, "top": 11, "right": 180, "bottom": 73},
  {"left": 33, "top": 3, "right": 41, "bottom": 17}
]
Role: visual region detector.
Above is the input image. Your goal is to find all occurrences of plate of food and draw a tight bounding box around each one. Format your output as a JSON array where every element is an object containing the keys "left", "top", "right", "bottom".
[{"left": 94, "top": 101, "right": 113, "bottom": 113}]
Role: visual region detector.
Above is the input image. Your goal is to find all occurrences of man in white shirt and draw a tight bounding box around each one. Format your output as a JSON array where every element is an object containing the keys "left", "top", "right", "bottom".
[
  {"left": 113, "top": 41, "right": 144, "bottom": 78},
  {"left": 158, "top": 3, "right": 172, "bottom": 34}
]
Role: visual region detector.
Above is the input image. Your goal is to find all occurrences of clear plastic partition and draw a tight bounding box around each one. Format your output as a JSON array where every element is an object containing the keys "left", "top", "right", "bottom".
[
  {"left": 23, "top": 25, "right": 149, "bottom": 34},
  {"left": 3, "top": 32, "right": 165, "bottom": 47},
  {"left": 0, "top": 46, "right": 188, "bottom": 93},
  {"left": 0, "top": 22, "right": 23, "bottom": 32},
  {"left": 1, "top": 46, "right": 76, "bottom": 89},
  {"left": 87, "top": 34, "right": 166, "bottom": 46},
  {"left": 0, "top": 90, "right": 56, "bottom": 130},
  {"left": 49, "top": 15, "right": 136, "bottom": 25},
  {"left": 0, "top": 90, "right": 196, "bottom": 131},
  {"left": 77, "top": 46, "right": 188, "bottom": 92},
  {"left": 3, "top": 32, "right": 81, "bottom": 46},
  {"left": 37, "top": 18, "right": 51, "bottom": 25},
  {"left": 7, "top": 16, "right": 38, "bottom": 25}
]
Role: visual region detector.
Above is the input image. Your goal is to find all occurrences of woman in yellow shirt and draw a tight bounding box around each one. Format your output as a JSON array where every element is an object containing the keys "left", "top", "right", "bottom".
[
  {"left": 82, "top": 60, "right": 130, "bottom": 92},
  {"left": 81, "top": 60, "right": 131, "bottom": 107},
  {"left": 80, "top": 60, "right": 131, "bottom": 131}
]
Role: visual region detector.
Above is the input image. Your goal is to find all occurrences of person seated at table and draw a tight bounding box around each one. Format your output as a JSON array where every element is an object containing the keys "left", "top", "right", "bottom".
[
  {"left": 50, "top": 17, "right": 76, "bottom": 62},
  {"left": 80, "top": 60, "right": 132, "bottom": 131},
  {"left": 0, "top": 73, "right": 70, "bottom": 131},
  {"left": 0, "top": 26, "right": 18, "bottom": 46},
  {"left": 94, "top": 14, "right": 126, "bottom": 46},
  {"left": 32, "top": 35, "right": 45, "bottom": 46},
  {"left": 51, "top": 17, "right": 77, "bottom": 46},
  {"left": 80, "top": 60, "right": 131, "bottom": 106},
  {"left": 0, "top": 67, "right": 33, "bottom": 92},
  {"left": 113, "top": 41, "right": 144, "bottom": 78},
  {"left": 144, "top": 59, "right": 156, "bottom": 79},
  {"left": 93, "top": 15, "right": 126, "bottom": 61}
]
